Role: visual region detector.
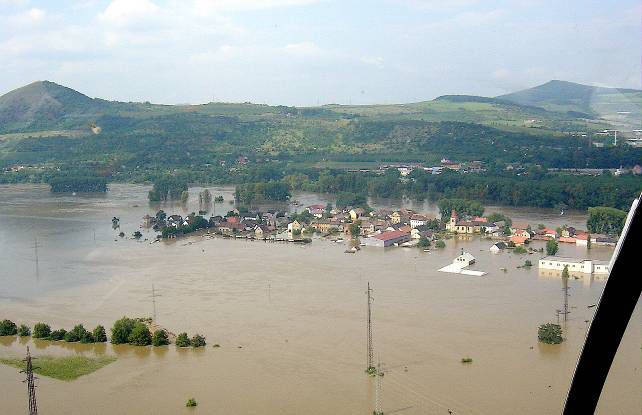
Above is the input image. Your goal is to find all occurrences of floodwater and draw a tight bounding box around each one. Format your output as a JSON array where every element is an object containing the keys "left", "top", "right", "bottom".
[{"left": 0, "top": 184, "right": 639, "bottom": 415}]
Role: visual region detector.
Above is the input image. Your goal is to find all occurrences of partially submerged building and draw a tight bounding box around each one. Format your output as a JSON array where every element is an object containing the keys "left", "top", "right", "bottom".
[{"left": 538, "top": 256, "right": 610, "bottom": 275}]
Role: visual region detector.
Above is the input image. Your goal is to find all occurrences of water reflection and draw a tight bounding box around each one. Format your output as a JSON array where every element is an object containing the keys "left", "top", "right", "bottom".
[{"left": 0, "top": 336, "right": 17, "bottom": 346}]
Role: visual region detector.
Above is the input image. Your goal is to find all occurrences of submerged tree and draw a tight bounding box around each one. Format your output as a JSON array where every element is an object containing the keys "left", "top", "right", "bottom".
[
  {"left": 538, "top": 323, "right": 564, "bottom": 344},
  {"left": 546, "top": 239, "right": 559, "bottom": 256}
]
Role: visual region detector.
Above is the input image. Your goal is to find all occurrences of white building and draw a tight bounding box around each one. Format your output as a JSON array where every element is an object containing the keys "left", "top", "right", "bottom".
[
  {"left": 538, "top": 256, "right": 609, "bottom": 275},
  {"left": 455, "top": 251, "right": 476, "bottom": 265}
]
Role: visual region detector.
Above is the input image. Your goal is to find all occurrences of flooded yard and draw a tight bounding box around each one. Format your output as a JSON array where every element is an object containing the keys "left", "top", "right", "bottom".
[{"left": 0, "top": 184, "right": 639, "bottom": 414}]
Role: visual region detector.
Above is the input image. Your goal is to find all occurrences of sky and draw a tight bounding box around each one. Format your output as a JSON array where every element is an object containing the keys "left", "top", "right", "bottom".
[{"left": 0, "top": 0, "right": 640, "bottom": 106}]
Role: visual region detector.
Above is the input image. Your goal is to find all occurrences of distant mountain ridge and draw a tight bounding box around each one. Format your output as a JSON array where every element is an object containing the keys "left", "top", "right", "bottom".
[
  {"left": 0, "top": 79, "right": 638, "bottom": 135},
  {"left": 498, "top": 80, "right": 642, "bottom": 118}
]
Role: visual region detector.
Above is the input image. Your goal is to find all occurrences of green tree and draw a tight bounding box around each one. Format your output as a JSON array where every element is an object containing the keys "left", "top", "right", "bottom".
[
  {"left": 348, "top": 222, "right": 360, "bottom": 236},
  {"left": 17, "top": 324, "right": 31, "bottom": 337},
  {"left": 438, "top": 198, "right": 484, "bottom": 218},
  {"left": 190, "top": 334, "right": 206, "bottom": 348},
  {"left": 64, "top": 324, "right": 90, "bottom": 343},
  {"left": 33, "top": 323, "right": 51, "bottom": 339},
  {"left": 538, "top": 323, "right": 564, "bottom": 344},
  {"left": 0, "top": 319, "right": 18, "bottom": 336},
  {"left": 417, "top": 237, "right": 431, "bottom": 248},
  {"left": 435, "top": 240, "right": 446, "bottom": 249},
  {"left": 176, "top": 332, "right": 191, "bottom": 347},
  {"left": 128, "top": 323, "right": 152, "bottom": 346},
  {"left": 133, "top": 231, "right": 143, "bottom": 239},
  {"left": 186, "top": 398, "right": 197, "bottom": 407},
  {"left": 513, "top": 246, "right": 527, "bottom": 254},
  {"left": 587, "top": 206, "right": 627, "bottom": 235},
  {"left": 180, "top": 190, "right": 189, "bottom": 204},
  {"left": 93, "top": 325, "right": 107, "bottom": 343},
  {"left": 546, "top": 239, "right": 559, "bottom": 256},
  {"left": 152, "top": 329, "right": 170, "bottom": 346},
  {"left": 111, "top": 317, "right": 136, "bottom": 344},
  {"left": 199, "top": 189, "right": 212, "bottom": 205},
  {"left": 50, "top": 329, "right": 67, "bottom": 340}
]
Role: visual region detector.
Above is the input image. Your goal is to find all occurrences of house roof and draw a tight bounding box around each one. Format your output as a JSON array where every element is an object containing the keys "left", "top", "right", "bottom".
[
  {"left": 509, "top": 235, "right": 529, "bottom": 244},
  {"left": 410, "top": 214, "right": 429, "bottom": 221},
  {"left": 373, "top": 230, "right": 409, "bottom": 241}
]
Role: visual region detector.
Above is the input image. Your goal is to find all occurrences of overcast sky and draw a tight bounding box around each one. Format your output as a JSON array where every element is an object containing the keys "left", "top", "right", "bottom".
[{"left": 0, "top": 0, "right": 640, "bottom": 105}]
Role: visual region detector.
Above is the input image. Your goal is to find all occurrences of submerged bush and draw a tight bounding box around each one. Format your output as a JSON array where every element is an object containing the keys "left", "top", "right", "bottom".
[
  {"left": 538, "top": 323, "right": 564, "bottom": 344},
  {"left": 111, "top": 317, "right": 136, "bottom": 344},
  {"left": 93, "top": 325, "right": 107, "bottom": 343},
  {"left": 33, "top": 323, "right": 52, "bottom": 339},
  {"left": 435, "top": 240, "right": 446, "bottom": 249},
  {"left": 0, "top": 319, "right": 18, "bottom": 336},
  {"left": 63, "top": 324, "right": 90, "bottom": 342},
  {"left": 17, "top": 324, "right": 31, "bottom": 337},
  {"left": 128, "top": 323, "right": 151, "bottom": 346},
  {"left": 152, "top": 329, "right": 170, "bottom": 346},
  {"left": 190, "top": 334, "right": 206, "bottom": 348},
  {"left": 513, "top": 246, "right": 527, "bottom": 254},
  {"left": 186, "top": 398, "right": 197, "bottom": 407},
  {"left": 176, "top": 333, "right": 190, "bottom": 347}
]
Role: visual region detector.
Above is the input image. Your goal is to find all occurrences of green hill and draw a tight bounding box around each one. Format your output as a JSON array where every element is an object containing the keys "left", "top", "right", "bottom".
[
  {"left": 1, "top": 80, "right": 640, "bottom": 177},
  {"left": 0, "top": 81, "right": 106, "bottom": 132},
  {"left": 498, "top": 80, "right": 641, "bottom": 128}
]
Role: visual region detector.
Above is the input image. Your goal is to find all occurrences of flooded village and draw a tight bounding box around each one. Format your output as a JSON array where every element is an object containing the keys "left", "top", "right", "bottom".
[{"left": 0, "top": 184, "right": 639, "bottom": 415}]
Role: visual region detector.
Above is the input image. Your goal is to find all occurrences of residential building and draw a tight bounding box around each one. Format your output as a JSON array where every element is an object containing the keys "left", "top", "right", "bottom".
[
  {"left": 287, "top": 220, "right": 302, "bottom": 234},
  {"left": 306, "top": 204, "right": 326, "bottom": 218},
  {"left": 490, "top": 242, "right": 507, "bottom": 253},
  {"left": 349, "top": 208, "right": 366, "bottom": 221},
  {"left": 362, "top": 230, "right": 411, "bottom": 247},
  {"left": 410, "top": 214, "right": 430, "bottom": 228},
  {"left": 509, "top": 235, "right": 529, "bottom": 245},
  {"left": 538, "top": 256, "right": 610, "bottom": 275}
]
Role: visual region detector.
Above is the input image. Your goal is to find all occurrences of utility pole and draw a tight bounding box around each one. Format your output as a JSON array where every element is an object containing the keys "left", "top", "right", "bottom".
[
  {"left": 33, "top": 236, "right": 39, "bottom": 277},
  {"left": 373, "top": 358, "right": 384, "bottom": 415},
  {"left": 150, "top": 284, "right": 162, "bottom": 323},
  {"left": 366, "top": 282, "right": 375, "bottom": 374},
  {"left": 561, "top": 266, "right": 570, "bottom": 322},
  {"left": 20, "top": 347, "right": 38, "bottom": 415}
]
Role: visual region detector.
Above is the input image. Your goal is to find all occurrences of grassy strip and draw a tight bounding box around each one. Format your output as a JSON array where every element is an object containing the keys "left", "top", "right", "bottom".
[{"left": 0, "top": 355, "right": 116, "bottom": 381}]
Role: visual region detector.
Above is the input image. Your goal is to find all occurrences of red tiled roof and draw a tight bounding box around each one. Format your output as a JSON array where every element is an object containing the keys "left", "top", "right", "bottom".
[{"left": 373, "top": 230, "right": 409, "bottom": 241}]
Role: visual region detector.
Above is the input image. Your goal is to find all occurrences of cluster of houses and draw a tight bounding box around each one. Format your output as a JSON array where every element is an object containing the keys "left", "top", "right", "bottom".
[
  {"left": 143, "top": 205, "right": 441, "bottom": 246},
  {"left": 441, "top": 209, "right": 617, "bottom": 252},
  {"left": 145, "top": 202, "right": 618, "bottom": 256},
  {"left": 347, "top": 159, "right": 486, "bottom": 176}
]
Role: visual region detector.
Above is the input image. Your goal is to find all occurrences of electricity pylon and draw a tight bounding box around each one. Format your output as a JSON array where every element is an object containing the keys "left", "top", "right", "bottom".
[
  {"left": 20, "top": 347, "right": 38, "bottom": 415},
  {"left": 366, "top": 282, "right": 375, "bottom": 374}
]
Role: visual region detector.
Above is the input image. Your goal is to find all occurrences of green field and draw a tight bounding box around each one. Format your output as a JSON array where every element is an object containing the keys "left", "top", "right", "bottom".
[{"left": 0, "top": 355, "right": 116, "bottom": 381}]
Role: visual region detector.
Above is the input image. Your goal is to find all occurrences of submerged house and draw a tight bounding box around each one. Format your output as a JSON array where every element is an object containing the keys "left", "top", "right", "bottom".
[
  {"left": 362, "top": 230, "right": 410, "bottom": 248},
  {"left": 490, "top": 242, "right": 507, "bottom": 253}
]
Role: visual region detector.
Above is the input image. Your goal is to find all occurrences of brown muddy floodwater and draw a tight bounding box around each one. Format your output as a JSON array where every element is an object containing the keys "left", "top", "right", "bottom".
[{"left": 0, "top": 184, "right": 640, "bottom": 415}]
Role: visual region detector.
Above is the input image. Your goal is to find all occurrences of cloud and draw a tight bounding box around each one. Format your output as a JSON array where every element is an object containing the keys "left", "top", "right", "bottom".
[
  {"left": 283, "top": 41, "right": 325, "bottom": 58},
  {"left": 5, "top": 7, "right": 46, "bottom": 26},
  {"left": 362, "top": 56, "right": 384, "bottom": 67},
  {"left": 98, "top": 0, "right": 160, "bottom": 27},
  {"left": 190, "top": 0, "right": 322, "bottom": 14},
  {"left": 387, "top": 0, "right": 479, "bottom": 11}
]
